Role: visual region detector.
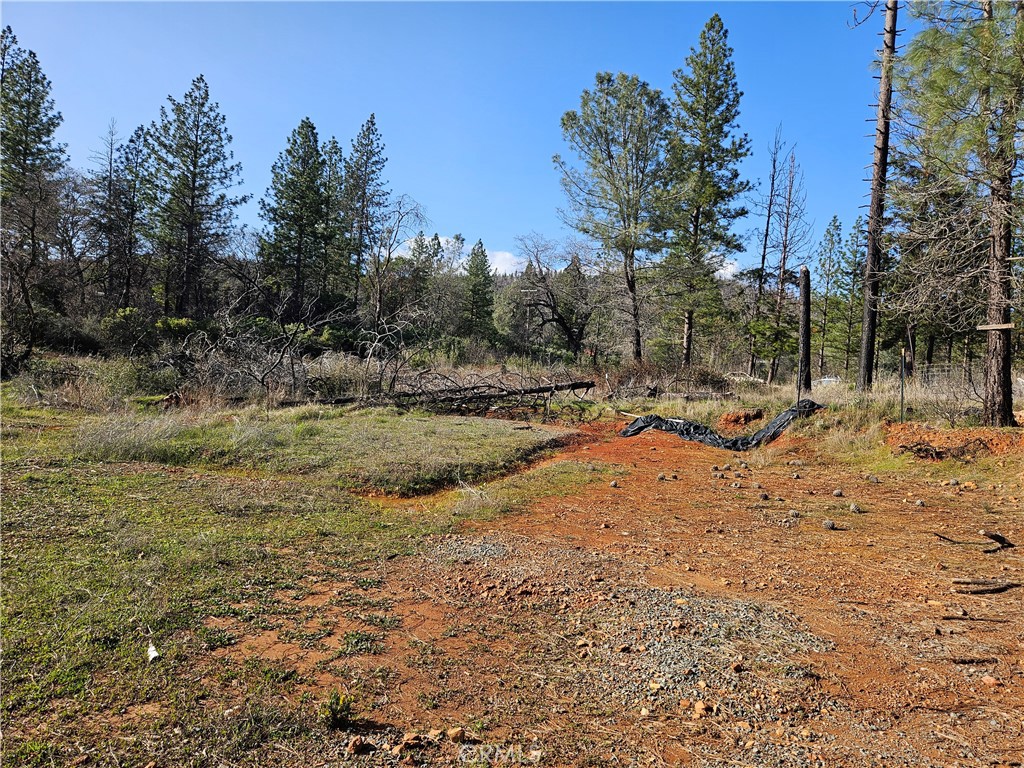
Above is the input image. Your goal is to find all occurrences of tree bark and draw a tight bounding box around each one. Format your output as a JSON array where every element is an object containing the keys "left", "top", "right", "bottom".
[
  {"left": 857, "top": 0, "right": 898, "bottom": 391},
  {"left": 682, "top": 309, "right": 694, "bottom": 367},
  {"left": 798, "top": 265, "right": 812, "bottom": 392}
]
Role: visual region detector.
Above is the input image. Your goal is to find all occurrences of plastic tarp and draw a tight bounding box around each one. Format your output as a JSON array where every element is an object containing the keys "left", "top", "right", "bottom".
[{"left": 620, "top": 399, "right": 825, "bottom": 451}]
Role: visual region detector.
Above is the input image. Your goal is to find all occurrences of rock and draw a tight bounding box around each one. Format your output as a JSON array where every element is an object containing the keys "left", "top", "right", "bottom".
[
  {"left": 658, "top": 473, "right": 667, "bottom": 481},
  {"left": 822, "top": 520, "right": 837, "bottom": 530},
  {"left": 789, "top": 509, "right": 801, "bottom": 518},
  {"left": 759, "top": 493, "right": 770, "bottom": 501},
  {"left": 711, "top": 465, "right": 720, "bottom": 472},
  {"left": 713, "top": 472, "right": 726, "bottom": 479},
  {"left": 792, "top": 473, "right": 801, "bottom": 480},
  {"left": 347, "top": 736, "right": 375, "bottom": 755},
  {"left": 722, "top": 464, "right": 732, "bottom": 471},
  {"left": 692, "top": 700, "right": 710, "bottom": 720},
  {"left": 849, "top": 503, "right": 862, "bottom": 513},
  {"left": 788, "top": 459, "right": 805, "bottom": 467},
  {"left": 730, "top": 482, "right": 742, "bottom": 488},
  {"left": 610, "top": 480, "right": 619, "bottom": 488},
  {"left": 949, "top": 478, "right": 960, "bottom": 486},
  {"left": 616, "top": 644, "right": 632, "bottom": 653},
  {"left": 671, "top": 473, "right": 678, "bottom": 480},
  {"left": 982, "top": 675, "right": 1000, "bottom": 687},
  {"left": 868, "top": 475, "right": 881, "bottom": 484},
  {"left": 832, "top": 488, "right": 844, "bottom": 498},
  {"left": 446, "top": 726, "right": 467, "bottom": 743},
  {"left": 752, "top": 482, "right": 762, "bottom": 489},
  {"left": 915, "top": 499, "right": 926, "bottom": 507}
]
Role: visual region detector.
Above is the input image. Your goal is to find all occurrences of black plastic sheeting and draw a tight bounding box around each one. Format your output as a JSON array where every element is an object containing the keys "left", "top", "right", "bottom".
[{"left": 620, "top": 399, "right": 825, "bottom": 451}]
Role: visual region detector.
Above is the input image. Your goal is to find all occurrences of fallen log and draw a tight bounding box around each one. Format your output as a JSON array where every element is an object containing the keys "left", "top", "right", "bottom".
[
  {"left": 951, "top": 579, "right": 1021, "bottom": 595},
  {"left": 288, "top": 380, "right": 595, "bottom": 409},
  {"left": 980, "top": 530, "right": 1015, "bottom": 553}
]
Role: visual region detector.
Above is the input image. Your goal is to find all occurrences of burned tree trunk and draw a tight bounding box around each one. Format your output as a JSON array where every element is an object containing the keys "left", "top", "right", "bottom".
[
  {"left": 798, "top": 265, "right": 812, "bottom": 393},
  {"left": 857, "top": 0, "right": 898, "bottom": 391}
]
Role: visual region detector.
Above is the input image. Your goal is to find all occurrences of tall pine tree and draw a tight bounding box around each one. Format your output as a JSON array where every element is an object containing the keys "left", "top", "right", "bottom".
[
  {"left": 462, "top": 239, "right": 496, "bottom": 340},
  {"left": 343, "top": 114, "right": 389, "bottom": 317},
  {"left": 660, "top": 14, "right": 751, "bottom": 367},
  {"left": 260, "top": 117, "right": 328, "bottom": 322},
  {"left": 142, "top": 75, "right": 246, "bottom": 319},
  {"left": 0, "top": 26, "right": 66, "bottom": 370}
]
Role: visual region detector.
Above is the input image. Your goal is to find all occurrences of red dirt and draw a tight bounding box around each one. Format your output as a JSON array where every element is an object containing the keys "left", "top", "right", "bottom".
[
  {"left": 207, "top": 420, "right": 1024, "bottom": 766},
  {"left": 886, "top": 421, "right": 1024, "bottom": 457}
]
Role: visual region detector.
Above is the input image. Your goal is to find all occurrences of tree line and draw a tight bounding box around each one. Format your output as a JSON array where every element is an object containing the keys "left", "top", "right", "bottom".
[{"left": 1, "top": 7, "right": 1021, "bottom": 424}]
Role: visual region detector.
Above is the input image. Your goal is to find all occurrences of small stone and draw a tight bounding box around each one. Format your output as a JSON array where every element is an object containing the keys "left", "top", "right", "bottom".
[
  {"left": 713, "top": 472, "right": 726, "bottom": 479},
  {"left": 832, "top": 488, "right": 844, "bottom": 498},
  {"left": 867, "top": 475, "right": 881, "bottom": 484},
  {"left": 752, "top": 482, "right": 762, "bottom": 489},
  {"left": 730, "top": 482, "right": 742, "bottom": 488},
  {"left": 446, "top": 726, "right": 467, "bottom": 743},
  {"left": 849, "top": 503, "right": 862, "bottom": 513},
  {"left": 759, "top": 493, "right": 770, "bottom": 501},
  {"left": 347, "top": 736, "right": 375, "bottom": 755},
  {"left": 822, "top": 520, "right": 837, "bottom": 530},
  {"left": 789, "top": 509, "right": 801, "bottom": 518},
  {"left": 711, "top": 465, "right": 720, "bottom": 472},
  {"left": 788, "top": 459, "right": 805, "bottom": 467},
  {"left": 734, "top": 471, "right": 743, "bottom": 478},
  {"left": 722, "top": 464, "right": 732, "bottom": 471},
  {"left": 981, "top": 675, "right": 1000, "bottom": 687},
  {"left": 740, "top": 461, "right": 750, "bottom": 470},
  {"left": 658, "top": 473, "right": 667, "bottom": 481},
  {"left": 616, "top": 644, "right": 631, "bottom": 653},
  {"left": 949, "top": 478, "right": 960, "bottom": 486},
  {"left": 671, "top": 473, "right": 678, "bottom": 480},
  {"left": 792, "top": 473, "right": 801, "bottom": 480},
  {"left": 915, "top": 499, "right": 925, "bottom": 507},
  {"left": 692, "top": 700, "right": 710, "bottom": 720},
  {"left": 640, "top": 706, "right": 650, "bottom": 716},
  {"left": 610, "top": 480, "right": 619, "bottom": 488}
]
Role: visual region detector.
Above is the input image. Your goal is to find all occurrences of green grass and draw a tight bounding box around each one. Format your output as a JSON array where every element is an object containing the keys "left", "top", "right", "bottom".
[
  {"left": 69, "top": 405, "right": 574, "bottom": 495},
  {"left": 0, "top": 390, "right": 601, "bottom": 766}
]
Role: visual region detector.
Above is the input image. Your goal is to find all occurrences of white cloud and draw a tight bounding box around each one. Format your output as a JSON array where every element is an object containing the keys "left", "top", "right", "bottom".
[
  {"left": 716, "top": 258, "right": 740, "bottom": 280},
  {"left": 488, "top": 250, "right": 525, "bottom": 275}
]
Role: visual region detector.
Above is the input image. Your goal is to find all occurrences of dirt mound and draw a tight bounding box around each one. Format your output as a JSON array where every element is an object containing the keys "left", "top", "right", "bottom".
[
  {"left": 717, "top": 408, "right": 764, "bottom": 432},
  {"left": 886, "top": 421, "right": 1024, "bottom": 459}
]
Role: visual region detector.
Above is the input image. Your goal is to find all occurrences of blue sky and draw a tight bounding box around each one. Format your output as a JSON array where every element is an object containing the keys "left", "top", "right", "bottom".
[{"left": 5, "top": 1, "right": 898, "bottom": 273}]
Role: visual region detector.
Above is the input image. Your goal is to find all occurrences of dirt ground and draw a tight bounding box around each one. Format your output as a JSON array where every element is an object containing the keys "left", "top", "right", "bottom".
[{"left": 208, "top": 419, "right": 1024, "bottom": 767}]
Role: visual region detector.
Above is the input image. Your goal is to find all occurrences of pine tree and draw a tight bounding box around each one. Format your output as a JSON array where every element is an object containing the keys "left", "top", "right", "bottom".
[
  {"left": 660, "top": 14, "right": 751, "bottom": 367},
  {"left": 462, "top": 239, "right": 496, "bottom": 340},
  {"left": 86, "top": 124, "right": 149, "bottom": 313},
  {"left": 142, "top": 75, "right": 246, "bottom": 319},
  {"left": 343, "top": 114, "right": 389, "bottom": 316},
  {"left": 1, "top": 26, "right": 66, "bottom": 370},
  {"left": 319, "top": 136, "right": 352, "bottom": 314},
  {"left": 813, "top": 216, "right": 843, "bottom": 377},
  {"left": 895, "top": 1, "right": 1022, "bottom": 425},
  {"left": 260, "top": 117, "right": 328, "bottom": 322},
  {"left": 555, "top": 72, "right": 669, "bottom": 361}
]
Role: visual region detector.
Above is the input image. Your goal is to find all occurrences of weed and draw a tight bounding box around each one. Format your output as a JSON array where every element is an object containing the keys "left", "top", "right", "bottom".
[
  {"left": 338, "top": 630, "right": 383, "bottom": 656},
  {"left": 320, "top": 690, "right": 356, "bottom": 729}
]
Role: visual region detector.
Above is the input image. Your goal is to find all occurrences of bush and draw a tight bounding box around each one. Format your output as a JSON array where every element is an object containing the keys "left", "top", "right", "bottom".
[{"left": 319, "top": 690, "right": 356, "bottom": 729}]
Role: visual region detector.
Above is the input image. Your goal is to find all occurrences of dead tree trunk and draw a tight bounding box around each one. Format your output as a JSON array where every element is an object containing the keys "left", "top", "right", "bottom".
[
  {"left": 798, "top": 265, "right": 812, "bottom": 393},
  {"left": 857, "top": 0, "right": 898, "bottom": 391}
]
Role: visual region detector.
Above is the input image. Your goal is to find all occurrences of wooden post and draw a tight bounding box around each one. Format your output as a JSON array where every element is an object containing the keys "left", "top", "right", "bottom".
[{"left": 798, "top": 265, "right": 812, "bottom": 396}]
